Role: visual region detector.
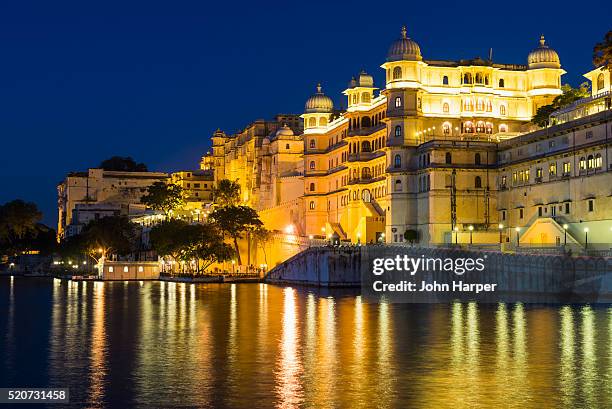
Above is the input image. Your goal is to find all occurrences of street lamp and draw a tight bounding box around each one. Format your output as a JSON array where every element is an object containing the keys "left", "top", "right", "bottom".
[
  {"left": 498, "top": 223, "right": 504, "bottom": 244},
  {"left": 468, "top": 225, "right": 474, "bottom": 244},
  {"left": 515, "top": 227, "right": 521, "bottom": 247},
  {"left": 454, "top": 226, "right": 459, "bottom": 244},
  {"left": 563, "top": 224, "right": 568, "bottom": 246},
  {"left": 380, "top": 232, "right": 385, "bottom": 244},
  {"left": 584, "top": 227, "right": 589, "bottom": 249}
]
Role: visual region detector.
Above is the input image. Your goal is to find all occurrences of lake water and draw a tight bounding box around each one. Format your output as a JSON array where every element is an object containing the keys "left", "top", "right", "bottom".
[{"left": 1, "top": 277, "right": 611, "bottom": 408}]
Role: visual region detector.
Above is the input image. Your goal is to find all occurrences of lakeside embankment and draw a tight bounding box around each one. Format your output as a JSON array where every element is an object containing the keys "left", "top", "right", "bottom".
[{"left": 265, "top": 245, "right": 612, "bottom": 302}]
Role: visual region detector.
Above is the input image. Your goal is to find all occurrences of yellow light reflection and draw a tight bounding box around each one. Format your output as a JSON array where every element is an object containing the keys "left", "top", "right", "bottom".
[
  {"left": 559, "top": 305, "right": 575, "bottom": 407},
  {"left": 581, "top": 306, "right": 596, "bottom": 407},
  {"left": 274, "top": 287, "right": 304, "bottom": 407}
]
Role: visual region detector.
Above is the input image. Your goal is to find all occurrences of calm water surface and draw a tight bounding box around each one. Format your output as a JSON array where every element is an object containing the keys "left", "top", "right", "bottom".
[{"left": 1, "top": 277, "right": 612, "bottom": 408}]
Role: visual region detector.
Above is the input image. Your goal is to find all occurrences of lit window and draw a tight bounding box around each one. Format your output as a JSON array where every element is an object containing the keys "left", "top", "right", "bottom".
[
  {"left": 123, "top": 266, "right": 129, "bottom": 273},
  {"left": 563, "top": 162, "right": 571, "bottom": 175},
  {"left": 597, "top": 73, "right": 604, "bottom": 91},
  {"left": 500, "top": 105, "right": 506, "bottom": 115},
  {"left": 549, "top": 162, "right": 557, "bottom": 176},
  {"left": 309, "top": 161, "right": 315, "bottom": 170},
  {"left": 361, "top": 92, "right": 371, "bottom": 103},
  {"left": 394, "top": 154, "right": 401, "bottom": 168},
  {"left": 595, "top": 154, "right": 602, "bottom": 168},
  {"left": 108, "top": 266, "right": 114, "bottom": 273},
  {"left": 499, "top": 124, "right": 508, "bottom": 133},
  {"left": 394, "top": 125, "right": 402, "bottom": 137},
  {"left": 308, "top": 117, "right": 316, "bottom": 127},
  {"left": 310, "top": 139, "right": 315, "bottom": 148},
  {"left": 587, "top": 155, "right": 594, "bottom": 169},
  {"left": 392, "top": 66, "right": 402, "bottom": 80},
  {"left": 579, "top": 157, "right": 586, "bottom": 170},
  {"left": 394, "top": 179, "right": 402, "bottom": 192},
  {"left": 395, "top": 96, "right": 402, "bottom": 108},
  {"left": 138, "top": 266, "right": 144, "bottom": 272},
  {"left": 309, "top": 201, "right": 315, "bottom": 210},
  {"left": 442, "top": 102, "right": 449, "bottom": 113}
]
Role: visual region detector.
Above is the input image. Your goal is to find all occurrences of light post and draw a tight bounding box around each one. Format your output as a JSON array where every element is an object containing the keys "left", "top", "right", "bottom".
[
  {"left": 515, "top": 227, "right": 521, "bottom": 247},
  {"left": 468, "top": 225, "right": 474, "bottom": 245},
  {"left": 308, "top": 234, "right": 313, "bottom": 247},
  {"left": 498, "top": 223, "right": 504, "bottom": 244},
  {"left": 584, "top": 227, "right": 589, "bottom": 250},
  {"left": 357, "top": 232, "right": 361, "bottom": 246},
  {"left": 563, "top": 224, "right": 568, "bottom": 246},
  {"left": 454, "top": 226, "right": 459, "bottom": 244}
]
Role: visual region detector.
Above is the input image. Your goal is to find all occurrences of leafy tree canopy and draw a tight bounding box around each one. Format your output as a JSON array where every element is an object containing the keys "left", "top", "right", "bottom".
[
  {"left": 69, "top": 216, "right": 137, "bottom": 262},
  {"left": 99, "top": 156, "right": 148, "bottom": 172},
  {"left": 532, "top": 83, "right": 591, "bottom": 127},
  {"left": 593, "top": 30, "right": 612, "bottom": 70},
  {"left": 210, "top": 205, "right": 263, "bottom": 265},
  {"left": 0, "top": 200, "right": 45, "bottom": 256},
  {"left": 213, "top": 179, "right": 241, "bottom": 207},
  {"left": 141, "top": 182, "right": 184, "bottom": 215}
]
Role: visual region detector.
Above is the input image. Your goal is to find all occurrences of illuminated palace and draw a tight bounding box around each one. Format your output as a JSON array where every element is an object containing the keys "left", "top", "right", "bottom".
[{"left": 207, "top": 27, "right": 612, "bottom": 248}]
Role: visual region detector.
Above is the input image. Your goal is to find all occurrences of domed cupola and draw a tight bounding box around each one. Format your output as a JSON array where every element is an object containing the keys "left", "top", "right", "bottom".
[
  {"left": 275, "top": 124, "right": 295, "bottom": 139},
  {"left": 357, "top": 70, "right": 374, "bottom": 87},
  {"left": 528, "top": 35, "right": 560, "bottom": 69},
  {"left": 387, "top": 26, "right": 422, "bottom": 62},
  {"left": 304, "top": 84, "right": 334, "bottom": 113}
]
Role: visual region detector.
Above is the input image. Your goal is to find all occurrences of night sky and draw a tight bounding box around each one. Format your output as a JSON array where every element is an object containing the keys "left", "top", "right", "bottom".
[{"left": 0, "top": 0, "right": 610, "bottom": 227}]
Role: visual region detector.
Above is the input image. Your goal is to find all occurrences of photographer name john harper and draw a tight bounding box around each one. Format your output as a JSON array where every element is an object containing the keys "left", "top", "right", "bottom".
[{"left": 373, "top": 280, "right": 497, "bottom": 294}]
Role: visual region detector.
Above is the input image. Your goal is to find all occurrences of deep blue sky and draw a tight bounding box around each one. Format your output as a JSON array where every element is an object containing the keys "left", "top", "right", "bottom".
[{"left": 0, "top": 1, "right": 610, "bottom": 226}]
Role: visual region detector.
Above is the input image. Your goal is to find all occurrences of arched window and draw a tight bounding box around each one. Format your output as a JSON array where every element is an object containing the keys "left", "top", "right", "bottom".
[
  {"left": 362, "top": 189, "right": 371, "bottom": 203},
  {"left": 464, "top": 99, "right": 473, "bottom": 111},
  {"left": 475, "top": 153, "right": 481, "bottom": 165},
  {"left": 485, "top": 122, "right": 493, "bottom": 134},
  {"left": 286, "top": 143, "right": 290, "bottom": 150},
  {"left": 361, "top": 141, "right": 371, "bottom": 152},
  {"left": 486, "top": 100, "right": 492, "bottom": 112},
  {"left": 500, "top": 105, "right": 506, "bottom": 115},
  {"left": 394, "top": 179, "right": 402, "bottom": 192},
  {"left": 394, "top": 125, "right": 402, "bottom": 137},
  {"left": 499, "top": 124, "right": 507, "bottom": 133},
  {"left": 484, "top": 75, "right": 489, "bottom": 85},
  {"left": 361, "top": 117, "right": 371, "bottom": 128},
  {"left": 352, "top": 94, "right": 357, "bottom": 104},
  {"left": 308, "top": 117, "right": 316, "bottom": 127},
  {"left": 476, "top": 99, "right": 484, "bottom": 111},
  {"left": 476, "top": 121, "right": 485, "bottom": 133},
  {"left": 579, "top": 157, "right": 586, "bottom": 170},
  {"left": 309, "top": 161, "right": 315, "bottom": 170},
  {"left": 475, "top": 73, "right": 483, "bottom": 83},
  {"left": 443, "top": 102, "right": 449, "bottom": 113},
  {"left": 443, "top": 122, "right": 451, "bottom": 135},
  {"left": 361, "top": 167, "right": 371, "bottom": 179},
  {"left": 310, "top": 139, "right": 315, "bottom": 148},
  {"left": 309, "top": 183, "right": 315, "bottom": 192},
  {"left": 392, "top": 66, "right": 402, "bottom": 80},
  {"left": 319, "top": 117, "right": 328, "bottom": 126},
  {"left": 463, "top": 73, "right": 472, "bottom": 84},
  {"left": 394, "top": 154, "right": 401, "bottom": 168},
  {"left": 463, "top": 121, "right": 474, "bottom": 133},
  {"left": 597, "top": 73, "right": 604, "bottom": 91},
  {"left": 587, "top": 154, "right": 594, "bottom": 169},
  {"left": 445, "top": 152, "right": 452, "bottom": 164},
  {"left": 595, "top": 153, "right": 603, "bottom": 168},
  {"left": 499, "top": 78, "right": 505, "bottom": 88},
  {"left": 442, "top": 75, "right": 449, "bottom": 85},
  {"left": 309, "top": 201, "right": 315, "bottom": 210},
  {"left": 475, "top": 176, "right": 482, "bottom": 188},
  {"left": 361, "top": 92, "right": 371, "bottom": 103},
  {"left": 395, "top": 96, "right": 402, "bottom": 108}
]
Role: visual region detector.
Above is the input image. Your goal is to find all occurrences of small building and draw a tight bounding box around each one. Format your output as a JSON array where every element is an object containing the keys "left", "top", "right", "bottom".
[{"left": 100, "top": 261, "right": 160, "bottom": 280}]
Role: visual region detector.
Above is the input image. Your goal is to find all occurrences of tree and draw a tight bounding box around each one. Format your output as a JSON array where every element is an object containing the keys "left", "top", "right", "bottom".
[
  {"left": 404, "top": 229, "right": 419, "bottom": 244},
  {"left": 210, "top": 205, "right": 263, "bottom": 265},
  {"left": 141, "top": 182, "right": 184, "bottom": 216},
  {"left": 252, "top": 227, "right": 272, "bottom": 266},
  {"left": 0, "top": 200, "right": 43, "bottom": 256},
  {"left": 149, "top": 219, "right": 233, "bottom": 273},
  {"left": 593, "top": 30, "right": 612, "bottom": 70},
  {"left": 213, "top": 179, "right": 241, "bottom": 207},
  {"left": 79, "top": 216, "right": 137, "bottom": 263},
  {"left": 532, "top": 83, "right": 591, "bottom": 127},
  {"left": 99, "top": 156, "right": 148, "bottom": 172}
]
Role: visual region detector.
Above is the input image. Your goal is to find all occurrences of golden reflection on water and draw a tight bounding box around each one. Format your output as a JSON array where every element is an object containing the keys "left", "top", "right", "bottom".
[
  {"left": 4, "top": 280, "right": 611, "bottom": 408},
  {"left": 274, "top": 288, "right": 304, "bottom": 408},
  {"left": 581, "top": 305, "right": 596, "bottom": 407}
]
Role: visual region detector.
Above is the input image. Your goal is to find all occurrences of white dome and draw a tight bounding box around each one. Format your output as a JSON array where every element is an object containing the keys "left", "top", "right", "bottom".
[
  {"left": 305, "top": 84, "right": 334, "bottom": 113},
  {"left": 275, "top": 124, "right": 294, "bottom": 138},
  {"left": 387, "top": 26, "right": 422, "bottom": 62},
  {"left": 528, "top": 35, "right": 560, "bottom": 69}
]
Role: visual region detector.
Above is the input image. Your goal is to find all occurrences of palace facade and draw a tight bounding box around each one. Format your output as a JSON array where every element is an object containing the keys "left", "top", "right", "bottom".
[{"left": 207, "top": 27, "right": 612, "bottom": 247}]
